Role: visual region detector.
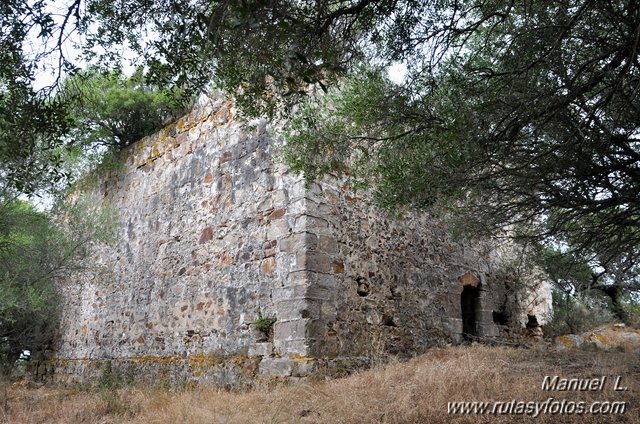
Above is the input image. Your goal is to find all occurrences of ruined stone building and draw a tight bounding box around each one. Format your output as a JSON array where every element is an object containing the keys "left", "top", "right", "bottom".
[{"left": 36, "top": 97, "right": 551, "bottom": 386}]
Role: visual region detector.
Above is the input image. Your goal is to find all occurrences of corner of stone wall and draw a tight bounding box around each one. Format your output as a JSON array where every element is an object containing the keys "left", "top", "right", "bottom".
[
  {"left": 256, "top": 176, "right": 347, "bottom": 378},
  {"left": 252, "top": 178, "right": 321, "bottom": 378}
]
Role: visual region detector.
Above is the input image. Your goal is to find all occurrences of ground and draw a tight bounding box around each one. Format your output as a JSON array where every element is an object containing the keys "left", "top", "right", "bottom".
[{"left": 2, "top": 331, "right": 639, "bottom": 424}]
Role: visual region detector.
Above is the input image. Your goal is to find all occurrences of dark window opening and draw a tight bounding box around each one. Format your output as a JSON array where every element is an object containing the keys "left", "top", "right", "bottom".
[
  {"left": 526, "top": 314, "right": 539, "bottom": 329},
  {"left": 492, "top": 311, "right": 508, "bottom": 326},
  {"left": 461, "top": 285, "right": 479, "bottom": 339}
]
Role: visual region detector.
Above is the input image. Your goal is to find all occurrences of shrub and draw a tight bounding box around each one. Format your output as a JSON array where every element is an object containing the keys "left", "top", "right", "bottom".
[
  {"left": 254, "top": 314, "right": 276, "bottom": 340},
  {"left": 543, "top": 290, "right": 614, "bottom": 336},
  {"left": 0, "top": 198, "right": 116, "bottom": 378},
  {"left": 620, "top": 294, "right": 640, "bottom": 328}
]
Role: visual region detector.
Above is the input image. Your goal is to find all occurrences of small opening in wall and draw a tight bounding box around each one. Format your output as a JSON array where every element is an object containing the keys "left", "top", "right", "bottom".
[
  {"left": 461, "top": 285, "right": 479, "bottom": 339},
  {"left": 526, "top": 314, "right": 539, "bottom": 329},
  {"left": 492, "top": 311, "right": 508, "bottom": 326},
  {"left": 382, "top": 313, "right": 396, "bottom": 327},
  {"left": 356, "top": 281, "right": 370, "bottom": 297}
]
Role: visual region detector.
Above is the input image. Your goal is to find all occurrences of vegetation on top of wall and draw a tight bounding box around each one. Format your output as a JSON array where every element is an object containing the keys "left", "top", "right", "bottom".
[
  {"left": 48, "top": 67, "right": 193, "bottom": 193},
  {"left": 63, "top": 67, "right": 190, "bottom": 151}
]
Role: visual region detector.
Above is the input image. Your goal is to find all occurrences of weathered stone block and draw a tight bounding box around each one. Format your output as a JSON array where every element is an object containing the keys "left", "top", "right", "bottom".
[
  {"left": 248, "top": 342, "right": 273, "bottom": 357},
  {"left": 266, "top": 219, "right": 291, "bottom": 240},
  {"left": 274, "top": 319, "right": 308, "bottom": 342},
  {"left": 259, "top": 357, "right": 293, "bottom": 376},
  {"left": 478, "top": 323, "right": 499, "bottom": 338},
  {"left": 260, "top": 257, "right": 276, "bottom": 274},
  {"left": 274, "top": 339, "right": 310, "bottom": 356},
  {"left": 294, "top": 215, "right": 330, "bottom": 235},
  {"left": 286, "top": 270, "right": 313, "bottom": 287},
  {"left": 458, "top": 271, "right": 480, "bottom": 286},
  {"left": 295, "top": 251, "right": 332, "bottom": 273},
  {"left": 279, "top": 232, "right": 318, "bottom": 253},
  {"left": 274, "top": 298, "right": 319, "bottom": 321},
  {"left": 318, "top": 235, "right": 339, "bottom": 254}
]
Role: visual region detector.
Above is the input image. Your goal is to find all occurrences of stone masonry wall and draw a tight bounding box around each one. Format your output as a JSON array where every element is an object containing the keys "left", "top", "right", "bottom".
[
  {"left": 35, "top": 96, "right": 550, "bottom": 386},
  {"left": 290, "top": 177, "right": 510, "bottom": 366}
]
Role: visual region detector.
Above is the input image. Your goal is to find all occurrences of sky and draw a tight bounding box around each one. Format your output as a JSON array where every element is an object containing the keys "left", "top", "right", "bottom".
[{"left": 387, "top": 62, "right": 407, "bottom": 85}]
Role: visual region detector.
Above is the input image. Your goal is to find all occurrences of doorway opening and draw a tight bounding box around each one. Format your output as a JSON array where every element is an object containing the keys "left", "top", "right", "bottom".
[{"left": 461, "top": 285, "right": 479, "bottom": 339}]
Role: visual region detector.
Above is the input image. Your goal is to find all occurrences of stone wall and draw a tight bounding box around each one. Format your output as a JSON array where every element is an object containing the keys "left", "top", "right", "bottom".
[{"left": 35, "top": 96, "right": 551, "bottom": 386}]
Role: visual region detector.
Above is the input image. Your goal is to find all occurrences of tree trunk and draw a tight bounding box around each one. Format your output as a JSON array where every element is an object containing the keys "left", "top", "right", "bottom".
[{"left": 600, "top": 285, "right": 629, "bottom": 323}]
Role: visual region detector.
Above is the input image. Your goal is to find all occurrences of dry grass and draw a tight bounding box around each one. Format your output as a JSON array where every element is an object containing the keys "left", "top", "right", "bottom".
[{"left": 2, "top": 344, "right": 638, "bottom": 423}]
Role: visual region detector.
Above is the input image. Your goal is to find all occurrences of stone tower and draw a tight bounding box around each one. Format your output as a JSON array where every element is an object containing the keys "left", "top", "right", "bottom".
[{"left": 35, "top": 97, "right": 551, "bottom": 386}]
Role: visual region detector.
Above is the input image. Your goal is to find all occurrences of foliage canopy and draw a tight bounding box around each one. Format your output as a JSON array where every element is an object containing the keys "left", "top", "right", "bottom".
[
  {"left": 63, "top": 68, "right": 188, "bottom": 150},
  {"left": 1, "top": 1, "right": 639, "bottom": 302}
]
